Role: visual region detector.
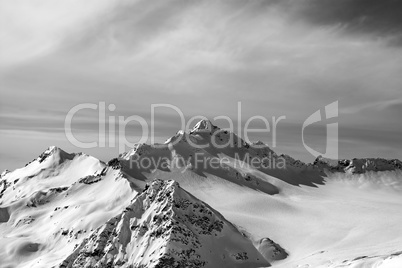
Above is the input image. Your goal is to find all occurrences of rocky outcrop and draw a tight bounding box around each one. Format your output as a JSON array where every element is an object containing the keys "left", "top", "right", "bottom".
[{"left": 314, "top": 155, "right": 402, "bottom": 174}]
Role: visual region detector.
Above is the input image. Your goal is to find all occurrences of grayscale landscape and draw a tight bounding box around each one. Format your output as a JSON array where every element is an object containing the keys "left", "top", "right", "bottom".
[{"left": 1, "top": 1, "right": 401, "bottom": 267}]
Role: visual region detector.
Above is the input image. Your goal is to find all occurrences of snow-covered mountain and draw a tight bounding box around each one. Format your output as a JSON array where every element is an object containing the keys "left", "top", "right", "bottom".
[
  {"left": 0, "top": 146, "right": 135, "bottom": 268},
  {"left": 61, "top": 179, "right": 269, "bottom": 268},
  {"left": 1, "top": 120, "right": 402, "bottom": 268}
]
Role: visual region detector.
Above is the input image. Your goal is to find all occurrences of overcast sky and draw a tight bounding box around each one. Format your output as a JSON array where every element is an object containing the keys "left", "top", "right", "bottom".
[{"left": 1, "top": 0, "right": 402, "bottom": 171}]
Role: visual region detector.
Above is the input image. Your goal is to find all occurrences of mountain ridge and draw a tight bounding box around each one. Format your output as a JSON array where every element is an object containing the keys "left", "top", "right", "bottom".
[
  {"left": 60, "top": 179, "right": 271, "bottom": 268},
  {"left": 3, "top": 120, "right": 401, "bottom": 177},
  {"left": 1, "top": 119, "right": 402, "bottom": 268}
]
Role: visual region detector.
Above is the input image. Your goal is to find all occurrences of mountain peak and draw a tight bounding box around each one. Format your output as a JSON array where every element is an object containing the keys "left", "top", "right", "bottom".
[
  {"left": 191, "top": 119, "right": 217, "bottom": 133},
  {"left": 36, "top": 146, "right": 76, "bottom": 164},
  {"left": 61, "top": 179, "right": 269, "bottom": 268},
  {"left": 37, "top": 146, "right": 62, "bottom": 162},
  {"left": 43, "top": 145, "right": 60, "bottom": 154}
]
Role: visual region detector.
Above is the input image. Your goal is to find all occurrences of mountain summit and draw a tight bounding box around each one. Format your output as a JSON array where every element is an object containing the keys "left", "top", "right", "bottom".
[
  {"left": 61, "top": 179, "right": 269, "bottom": 268},
  {"left": 191, "top": 119, "right": 216, "bottom": 133}
]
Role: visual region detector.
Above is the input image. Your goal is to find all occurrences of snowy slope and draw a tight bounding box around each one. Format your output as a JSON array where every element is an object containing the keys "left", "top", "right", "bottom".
[
  {"left": 0, "top": 147, "right": 136, "bottom": 268},
  {"left": 60, "top": 179, "right": 269, "bottom": 268}
]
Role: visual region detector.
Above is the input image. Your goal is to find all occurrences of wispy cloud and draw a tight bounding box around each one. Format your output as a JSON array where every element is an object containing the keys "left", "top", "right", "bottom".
[{"left": 1, "top": 0, "right": 401, "bottom": 170}]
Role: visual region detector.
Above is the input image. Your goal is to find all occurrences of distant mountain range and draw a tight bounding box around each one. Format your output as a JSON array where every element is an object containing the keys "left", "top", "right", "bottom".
[{"left": 1, "top": 120, "right": 401, "bottom": 268}]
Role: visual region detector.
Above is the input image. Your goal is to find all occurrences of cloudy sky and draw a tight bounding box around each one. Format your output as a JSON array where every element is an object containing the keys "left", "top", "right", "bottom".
[{"left": 1, "top": 0, "right": 402, "bottom": 171}]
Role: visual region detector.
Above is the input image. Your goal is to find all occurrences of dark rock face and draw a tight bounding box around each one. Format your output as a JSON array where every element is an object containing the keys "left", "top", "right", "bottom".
[
  {"left": 256, "top": 237, "right": 288, "bottom": 262},
  {"left": 79, "top": 175, "right": 102, "bottom": 185},
  {"left": 0, "top": 179, "right": 10, "bottom": 200},
  {"left": 107, "top": 158, "right": 122, "bottom": 170}
]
